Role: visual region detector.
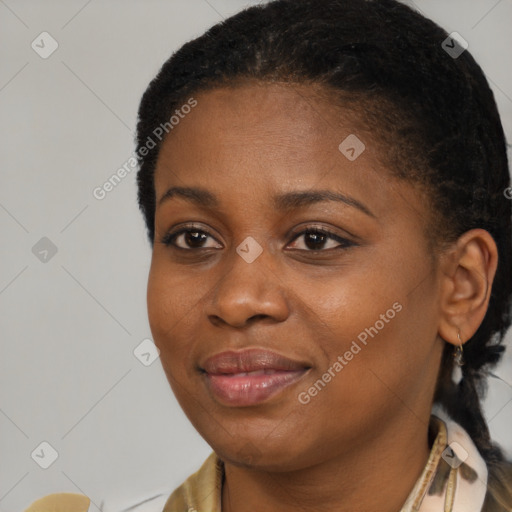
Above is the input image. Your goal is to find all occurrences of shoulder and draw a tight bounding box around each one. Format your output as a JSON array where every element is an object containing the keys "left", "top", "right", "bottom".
[
  {"left": 163, "top": 452, "right": 223, "bottom": 511},
  {"left": 100, "top": 487, "right": 172, "bottom": 512},
  {"left": 24, "top": 493, "right": 92, "bottom": 512},
  {"left": 24, "top": 454, "right": 219, "bottom": 512},
  {"left": 24, "top": 490, "right": 172, "bottom": 512},
  {"left": 102, "top": 453, "right": 222, "bottom": 512}
]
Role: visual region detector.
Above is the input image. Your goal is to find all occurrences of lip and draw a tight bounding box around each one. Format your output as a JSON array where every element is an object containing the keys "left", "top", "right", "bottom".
[{"left": 200, "top": 348, "right": 310, "bottom": 407}]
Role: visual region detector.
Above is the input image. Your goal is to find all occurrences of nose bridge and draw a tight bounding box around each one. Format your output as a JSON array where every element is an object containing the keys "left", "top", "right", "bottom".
[{"left": 208, "top": 238, "right": 288, "bottom": 326}]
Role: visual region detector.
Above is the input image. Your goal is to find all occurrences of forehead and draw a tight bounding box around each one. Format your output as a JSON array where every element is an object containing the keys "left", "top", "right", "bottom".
[
  {"left": 156, "top": 83, "right": 376, "bottom": 183},
  {"left": 162, "top": 82, "right": 354, "bottom": 151},
  {"left": 153, "top": 82, "right": 427, "bottom": 227}
]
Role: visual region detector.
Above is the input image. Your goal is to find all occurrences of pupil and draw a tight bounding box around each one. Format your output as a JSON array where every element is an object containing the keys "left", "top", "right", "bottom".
[
  {"left": 306, "top": 232, "right": 326, "bottom": 250},
  {"left": 186, "top": 231, "right": 206, "bottom": 247}
]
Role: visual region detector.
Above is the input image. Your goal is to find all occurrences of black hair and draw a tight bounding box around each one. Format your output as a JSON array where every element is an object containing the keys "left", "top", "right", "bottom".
[{"left": 135, "top": 0, "right": 512, "bottom": 467}]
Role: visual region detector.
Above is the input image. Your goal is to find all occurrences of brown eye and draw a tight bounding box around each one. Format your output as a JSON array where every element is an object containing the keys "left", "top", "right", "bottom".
[
  {"left": 288, "top": 228, "right": 354, "bottom": 252},
  {"left": 161, "top": 227, "right": 221, "bottom": 250}
]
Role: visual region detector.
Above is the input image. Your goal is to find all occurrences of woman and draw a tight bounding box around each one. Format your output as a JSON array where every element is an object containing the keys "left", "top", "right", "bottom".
[{"left": 26, "top": 0, "right": 512, "bottom": 510}]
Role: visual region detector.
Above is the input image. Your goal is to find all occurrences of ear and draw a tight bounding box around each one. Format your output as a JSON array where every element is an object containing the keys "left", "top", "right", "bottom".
[{"left": 437, "top": 229, "right": 498, "bottom": 346}]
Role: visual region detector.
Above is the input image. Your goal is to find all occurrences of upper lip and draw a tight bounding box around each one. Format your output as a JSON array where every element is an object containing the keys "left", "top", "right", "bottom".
[{"left": 201, "top": 348, "right": 310, "bottom": 374}]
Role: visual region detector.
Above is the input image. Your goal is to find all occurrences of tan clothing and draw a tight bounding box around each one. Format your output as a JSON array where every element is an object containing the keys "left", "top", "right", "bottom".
[
  {"left": 25, "top": 405, "right": 512, "bottom": 512},
  {"left": 162, "top": 406, "right": 488, "bottom": 511}
]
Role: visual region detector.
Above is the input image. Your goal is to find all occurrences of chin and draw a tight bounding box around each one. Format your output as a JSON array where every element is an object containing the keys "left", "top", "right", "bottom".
[{"left": 205, "top": 432, "right": 317, "bottom": 473}]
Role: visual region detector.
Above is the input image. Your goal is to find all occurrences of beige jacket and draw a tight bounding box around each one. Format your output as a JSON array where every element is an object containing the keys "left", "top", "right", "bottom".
[{"left": 25, "top": 406, "right": 512, "bottom": 512}]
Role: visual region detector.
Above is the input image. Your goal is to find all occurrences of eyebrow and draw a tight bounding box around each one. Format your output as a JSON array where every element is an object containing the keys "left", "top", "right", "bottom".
[{"left": 157, "top": 186, "right": 376, "bottom": 218}]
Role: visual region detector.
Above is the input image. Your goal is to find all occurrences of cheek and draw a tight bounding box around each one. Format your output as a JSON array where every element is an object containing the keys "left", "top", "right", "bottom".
[
  {"left": 146, "top": 258, "right": 200, "bottom": 357},
  {"left": 306, "top": 254, "right": 439, "bottom": 419},
  {"left": 146, "top": 265, "right": 203, "bottom": 407},
  {"left": 307, "top": 260, "right": 402, "bottom": 344},
  {"left": 147, "top": 268, "right": 174, "bottom": 343}
]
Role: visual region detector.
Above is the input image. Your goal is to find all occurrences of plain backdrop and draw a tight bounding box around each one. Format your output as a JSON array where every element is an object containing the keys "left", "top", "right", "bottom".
[{"left": 1, "top": 0, "right": 511, "bottom": 510}]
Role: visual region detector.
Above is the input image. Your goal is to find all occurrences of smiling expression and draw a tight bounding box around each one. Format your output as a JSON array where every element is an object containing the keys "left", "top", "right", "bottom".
[{"left": 147, "top": 81, "right": 445, "bottom": 471}]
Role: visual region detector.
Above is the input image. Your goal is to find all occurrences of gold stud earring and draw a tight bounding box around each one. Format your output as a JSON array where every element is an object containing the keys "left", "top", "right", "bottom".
[{"left": 453, "top": 330, "right": 465, "bottom": 367}]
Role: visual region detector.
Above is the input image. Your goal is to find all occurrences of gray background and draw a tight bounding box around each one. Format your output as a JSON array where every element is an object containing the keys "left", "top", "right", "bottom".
[{"left": 1, "top": 0, "right": 511, "bottom": 510}]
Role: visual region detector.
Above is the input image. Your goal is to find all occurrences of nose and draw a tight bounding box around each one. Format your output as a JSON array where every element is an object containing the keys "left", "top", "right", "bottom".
[{"left": 206, "top": 245, "right": 290, "bottom": 328}]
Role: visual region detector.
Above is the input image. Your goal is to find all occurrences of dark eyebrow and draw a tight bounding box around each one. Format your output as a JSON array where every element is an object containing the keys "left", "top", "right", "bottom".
[
  {"left": 158, "top": 186, "right": 375, "bottom": 218},
  {"left": 158, "top": 186, "right": 219, "bottom": 208},
  {"left": 272, "top": 189, "right": 375, "bottom": 218}
]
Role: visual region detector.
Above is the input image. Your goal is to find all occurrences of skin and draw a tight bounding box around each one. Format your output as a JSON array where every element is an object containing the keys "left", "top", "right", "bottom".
[{"left": 147, "top": 82, "right": 497, "bottom": 512}]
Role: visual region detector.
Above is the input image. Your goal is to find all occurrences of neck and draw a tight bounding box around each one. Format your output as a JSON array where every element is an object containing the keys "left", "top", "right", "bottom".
[{"left": 221, "top": 412, "right": 433, "bottom": 512}]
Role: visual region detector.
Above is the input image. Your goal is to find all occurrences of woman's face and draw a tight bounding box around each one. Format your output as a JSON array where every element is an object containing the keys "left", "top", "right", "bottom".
[{"left": 148, "top": 82, "right": 445, "bottom": 471}]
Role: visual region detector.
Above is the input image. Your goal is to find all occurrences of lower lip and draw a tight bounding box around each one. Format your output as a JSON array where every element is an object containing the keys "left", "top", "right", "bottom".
[{"left": 204, "top": 370, "right": 308, "bottom": 406}]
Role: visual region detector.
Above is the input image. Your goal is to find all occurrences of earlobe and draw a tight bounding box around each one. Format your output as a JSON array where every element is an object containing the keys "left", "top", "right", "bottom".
[{"left": 437, "top": 228, "right": 498, "bottom": 347}]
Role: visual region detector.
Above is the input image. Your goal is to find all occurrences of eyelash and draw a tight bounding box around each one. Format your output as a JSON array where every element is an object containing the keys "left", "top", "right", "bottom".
[{"left": 160, "top": 224, "right": 355, "bottom": 253}]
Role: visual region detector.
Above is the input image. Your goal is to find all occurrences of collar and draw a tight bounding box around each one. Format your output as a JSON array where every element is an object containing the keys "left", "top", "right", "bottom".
[
  {"left": 400, "top": 404, "right": 488, "bottom": 512},
  {"left": 163, "top": 407, "right": 488, "bottom": 512}
]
